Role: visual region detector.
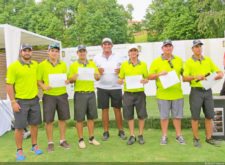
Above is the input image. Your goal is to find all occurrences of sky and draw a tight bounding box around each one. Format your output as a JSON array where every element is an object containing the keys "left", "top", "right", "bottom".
[
  {"left": 117, "top": 0, "right": 152, "bottom": 20},
  {"left": 35, "top": 0, "right": 152, "bottom": 21}
]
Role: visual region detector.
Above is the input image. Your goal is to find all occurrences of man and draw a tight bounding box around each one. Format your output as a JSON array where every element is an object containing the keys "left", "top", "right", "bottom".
[
  {"left": 37, "top": 43, "right": 70, "bottom": 152},
  {"left": 69, "top": 45, "right": 101, "bottom": 149},
  {"left": 93, "top": 38, "right": 126, "bottom": 140},
  {"left": 219, "top": 52, "right": 225, "bottom": 95},
  {"left": 149, "top": 40, "right": 185, "bottom": 145},
  {"left": 118, "top": 45, "right": 148, "bottom": 145},
  {"left": 6, "top": 44, "right": 43, "bottom": 161},
  {"left": 183, "top": 40, "right": 224, "bottom": 147}
]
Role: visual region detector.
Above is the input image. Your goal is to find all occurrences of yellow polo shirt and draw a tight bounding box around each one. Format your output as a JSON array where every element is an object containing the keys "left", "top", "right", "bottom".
[
  {"left": 6, "top": 60, "right": 38, "bottom": 99},
  {"left": 37, "top": 59, "right": 67, "bottom": 96},
  {"left": 119, "top": 60, "right": 148, "bottom": 92},
  {"left": 149, "top": 55, "right": 183, "bottom": 100},
  {"left": 183, "top": 55, "right": 220, "bottom": 87},
  {"left": 69, "top": 60, "right": 99, "bottom": 92}
]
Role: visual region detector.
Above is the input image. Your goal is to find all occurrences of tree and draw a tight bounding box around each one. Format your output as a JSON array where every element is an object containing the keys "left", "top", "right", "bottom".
[
  {"left": 144, "top": 0, "right": 200, "bottom": 41},
  {"left": 196, "top": 0, "right": 225, "bottom": 38},
  {"left": 73, "top": 0, "right": 129, "bottom": 46}
]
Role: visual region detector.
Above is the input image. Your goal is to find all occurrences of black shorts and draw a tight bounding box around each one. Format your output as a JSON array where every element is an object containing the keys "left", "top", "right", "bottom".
[
  {"left": 122, "top": 92, "right": 148, "bottom": 120},
  {"left": 189, "top": 87, "right": 215, "bottom": 120},
  {"left": 42, "top": 93, "right": 70, "bottom": 123},
  {"left": 97, "top": 88, "right": 122, "bottom": 109},
  {"left": 14, "top": 96, "right": 42, "bottom": 129},
  {"left": 74, "top": 92, "right": 98, "bottom": 122}
]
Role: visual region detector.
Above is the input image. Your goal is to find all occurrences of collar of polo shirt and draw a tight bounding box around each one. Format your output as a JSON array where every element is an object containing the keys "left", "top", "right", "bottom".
[
  {"left": 47, "top": 58, "right": 61, "bottom": 67},
  {"left": 78, "top": 59, "right": 89, "bottom": 66},
  {"left": 192, "top": 55, "right": 205, "bottom": 61},
  {"left": 18, "top": 58, "right": 33, "bottom": 65},
  {"left": 128, "top": 59, "right": 141, "bottom": 66},
  {"left": 161, "top": 54, "right": 175, "bottom": 61}
]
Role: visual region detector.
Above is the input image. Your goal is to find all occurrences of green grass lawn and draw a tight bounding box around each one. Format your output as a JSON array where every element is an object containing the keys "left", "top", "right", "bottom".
[
  {"left": 1, "top": 127, "right": 225, "bottom": 162},
  {"left": 1, "top": 95, "right": 224, "bottom": 163}
]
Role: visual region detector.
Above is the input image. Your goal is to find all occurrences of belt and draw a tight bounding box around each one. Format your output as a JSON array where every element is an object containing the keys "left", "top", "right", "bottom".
[
  {"left": 15, "top": 96, "right": 38, "bottom": 100},
  {"left": 124, "top": 91, "right": 144, "bottom": 94},
  {"left": 75, "top": 91, "right": 94, "bottom": 94},
  {"left": 191, "top": 87, "right": 210, "bottom": 91}
]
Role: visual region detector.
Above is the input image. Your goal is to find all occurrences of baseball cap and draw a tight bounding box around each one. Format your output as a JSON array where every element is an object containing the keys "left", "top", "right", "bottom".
[
  {"left": 128, "top": 45, "right": 139, "bottom": 52},
  {"left": 20, "top": 44, "right": 32, "bottom": 51},
  {"left": 102, "top": 38, "right": 113, "bottom": 45},
  {"left": 77, "top": 45, "right": 87, "bottom": 52},
  {"left": 48, "top": 42, "right": 60, "bottom": 50},
  {"left": 162, "top": 39, "right": 173, "bottom": 47},
  {"left": 192, "top": 40, "right": 203, "bottom": 47}
]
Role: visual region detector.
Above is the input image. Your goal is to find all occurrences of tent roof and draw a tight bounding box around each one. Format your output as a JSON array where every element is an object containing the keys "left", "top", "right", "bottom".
[{"left": 0, "top": 24, "right": 60, "bottom": 49}]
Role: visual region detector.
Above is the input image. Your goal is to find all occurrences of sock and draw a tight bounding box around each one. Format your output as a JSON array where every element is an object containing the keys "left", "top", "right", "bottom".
[
  {"left": 17, "top": 148, "right": 22, "bottom": 152},
  {"left": 89, "top": 136, "right": 94, "bottom": 141},
  {"left": 79, "top": 138, "right": 84, "bottom": 142},
  {"left": 32, "top": 144, "right": 37, "bottom": 148},
  {"left": 60, "top": 140, "right": 65, "bottom": 144},
  {"left": 48, "top": 141, "right": 54, "bottom": 144}
]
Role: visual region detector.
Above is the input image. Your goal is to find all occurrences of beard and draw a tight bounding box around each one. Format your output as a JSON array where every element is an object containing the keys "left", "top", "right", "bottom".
[{"left": 22, "top": 54, "right": 32, "bottom": 60}]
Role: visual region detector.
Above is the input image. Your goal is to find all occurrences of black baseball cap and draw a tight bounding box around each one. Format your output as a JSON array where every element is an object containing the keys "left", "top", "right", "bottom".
[
  {"left": 77, "top": 45, "right": 87, "bottom": 52},
  {"left": 48, "top": 42, "right": 60, "bottom": 50},
  {"left": 20, "top": 44, "right": 32, "bottom": 51},
  {"left": 192, "top": 40, "right": 203, "bottom": 47},
  {"left": 162, "top": 39, "right": 173, "bottom": 47}
]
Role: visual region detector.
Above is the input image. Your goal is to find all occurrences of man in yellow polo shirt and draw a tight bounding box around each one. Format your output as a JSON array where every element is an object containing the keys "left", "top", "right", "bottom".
[
  {"left": 118, "top": 45, "right": 148, "bottom": 145},
  {"left": 6, "top": 44, "right": 43, "bottom": 161},
  {"left": 37, "top": 43, "right": 70, "bottom": 152},
  {"left": 68, "top": 45, "right": 101, "bottom": 149},
  {"left": 149, "top": 40, "right": 185, "bottom": 145},
  {"left": 183, "top": 40, "right": 224, "bottom": 147}
]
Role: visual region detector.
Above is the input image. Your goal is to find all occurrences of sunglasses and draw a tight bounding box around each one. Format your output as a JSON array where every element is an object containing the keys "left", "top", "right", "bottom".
[{"left": 168, "top": 60, "right": 174, "bottom": 68}]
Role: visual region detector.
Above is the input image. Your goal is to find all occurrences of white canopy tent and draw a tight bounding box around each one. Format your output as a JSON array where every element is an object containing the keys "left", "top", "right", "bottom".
[
  {"left": 0, "top": 24, "right": 61, "bottom": 136},
  {"left": 0, "top": 24, "right": 61, "bottom": 67}
]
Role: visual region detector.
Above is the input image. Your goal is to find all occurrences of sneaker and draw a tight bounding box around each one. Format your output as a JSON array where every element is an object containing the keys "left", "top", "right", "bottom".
[
  {"left": 118, "top": 130, "right": 127, "bottom": 140},
  {"left": 78, "top": 140, "right": 86, "bottom": 149},
  {"left": 60, "top": 140, "right": 70, "bottom": 149},
  {"left": 16, "top": 150, "right": 25, "bottom": 161},
  {"left": 47, "top": 143, "right": 54, "bottom": 152},
  {"left": 205, "top": 138, "right": 221, "bottom": 147},
  {"left": 193, "top": 138, "right": 201, "bottom": 148},
  {"left": 31, "top": 145, "right": 43, "bottom": 155},
  {"left": 160, "top": 136, "right": 168, "bottom": 145},
  {"left": 176, "top": 136, "right": 186, "bottom": 145},
  {"left": 89, "top": 139, "right": 100, "bottom": 146},
  {"left": 23, "top": 131, "right": 31, "bottom": 139},
  {"left": 137, "top": 135, "right": 145, "bottom": 145},
  {"left": 127, "top": 136, "right": 136, "bottom": 145},
  {"left": 102, "top": 131, "right": 110, "bottom": 141}
]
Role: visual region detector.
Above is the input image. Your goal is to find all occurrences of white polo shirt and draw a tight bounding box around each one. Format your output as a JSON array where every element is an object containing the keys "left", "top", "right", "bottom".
[{"left": 94, "top": 53, "right": 123, "bottom": 90}]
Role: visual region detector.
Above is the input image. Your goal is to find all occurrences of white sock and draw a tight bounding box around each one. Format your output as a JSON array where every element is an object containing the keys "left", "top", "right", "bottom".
[
  {"left": 48, "top": 141, "right": 54, "bottom": 144},
  {"left": 60, "top": 140, "right": 65, "bottom": 144}
]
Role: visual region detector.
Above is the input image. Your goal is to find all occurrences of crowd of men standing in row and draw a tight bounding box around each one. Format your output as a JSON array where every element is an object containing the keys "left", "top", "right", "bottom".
[{"left": 6, "top": 38, "right": 224, "bottom": 161}]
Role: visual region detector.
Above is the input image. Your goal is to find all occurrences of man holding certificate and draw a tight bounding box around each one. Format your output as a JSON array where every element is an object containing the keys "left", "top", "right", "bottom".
[
  {"left": 118, "top": 45, "right": 148, "bottom": 145},
  {"left": 93, "top": 38, "right": 126, "bottom": 141},
  {"left": 37, "top": 43, "right": 70, "bottom": 152},
  {"left": 183, "top": 40, "right": 223, "bottom": 147},
  {"left": 149, "top": 40, "right": 185, "bottom": 145},
  {"left": 68, "top": 45, "right": 101, "bottom": 149}
]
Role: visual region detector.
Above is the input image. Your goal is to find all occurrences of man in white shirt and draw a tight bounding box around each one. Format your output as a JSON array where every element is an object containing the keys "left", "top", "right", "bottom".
[{"left": 94, "top": 38, "right": 126, "bottom": 141}]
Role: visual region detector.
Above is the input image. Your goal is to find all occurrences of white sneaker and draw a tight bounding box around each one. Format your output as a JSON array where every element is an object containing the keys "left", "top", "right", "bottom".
[
  {"left": 89, "top": 139, "right": 100, "bottom": 146},
  {"left": 78, "top": 140, "right": 86, "bottom": 149}
]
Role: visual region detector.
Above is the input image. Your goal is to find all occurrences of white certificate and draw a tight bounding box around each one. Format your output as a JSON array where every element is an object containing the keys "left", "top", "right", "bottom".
[
  {"left": 159, "top": 70, "right": 180, "bottom": 89},
  {"left": 125, "top": 75, "right": 143, "bottom": 89},
  {"left": 78, "top": 68, "right": 95, "bottom": 81},
  {"left": 201, "top": 72, "right": 219, "bottom": 90},
  {"left": 48, "top": 74, "right": 67, "bottom": 88},
  {"left": 104, "top": 67, "right": 116, "bottom": 74}
]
